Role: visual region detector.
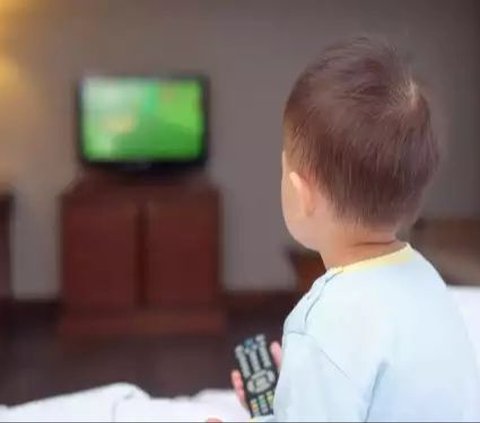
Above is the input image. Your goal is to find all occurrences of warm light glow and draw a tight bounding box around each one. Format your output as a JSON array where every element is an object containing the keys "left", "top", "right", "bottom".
[
  {"left": 0, "top": 0, "right": 30, "bottom": 87},
  {"left": 0, "top": 54, "right": 20, "bottom": 86},
  {"left": 0, "top": 0, "right": 29, "bottom": 15}
]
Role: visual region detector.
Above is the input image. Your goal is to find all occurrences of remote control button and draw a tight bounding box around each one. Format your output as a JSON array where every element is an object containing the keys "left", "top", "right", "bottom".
[
  {"left": 256, "top": 377, "right": 270, "bottom": 392},
  {"left": 267, "top": 390, "right": 274, "bottom": 407},
  {"left": 251, "top": 398, "right": 260, "bottom": 416},
  {"left": 246, "top": 379, "right": 255, "bottom": 394},
  {"left": 249, "top": 350, "right": 261, "bottom": 373},
  {"left": 239, "top": 357, "right": 251, "bottom": 378},
  {"left": 256, "top": 334, "right": 266, "bottom": 344},
  {"left": 266, "top": 369, "right": 276, "bottom": 383},
  {"left": 260, "top": 349, "right": 272, "bottom": 368},
  {"left": 260, "top": 396, "right": 268, "bottom": 414},
  {"left": 247, "top": 370, "right": 273, "bottom": 394},
  {"left": 245, "top": 338, "right": 255, "bottom": 349}
]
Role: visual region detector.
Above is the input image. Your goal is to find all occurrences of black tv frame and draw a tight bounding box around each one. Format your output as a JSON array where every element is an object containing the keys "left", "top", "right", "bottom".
[{"left": 76, "top": 74, "right": 210, "bottom": 173}]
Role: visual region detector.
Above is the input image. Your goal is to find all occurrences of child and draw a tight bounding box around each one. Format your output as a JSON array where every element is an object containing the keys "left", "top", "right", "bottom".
[{"left": 231, "top": 37, "right": 480, "bottom": 421}]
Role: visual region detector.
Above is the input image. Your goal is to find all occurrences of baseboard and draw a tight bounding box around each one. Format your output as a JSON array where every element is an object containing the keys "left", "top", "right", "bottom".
[
  {"left": 3, "top": 299, "right": 59, "bottom": 331},
  {"left": 0, "top": 298, "right": 9, "bottom": 324},
  {"left": 60, "top": 307, "right": 227, "bottom": 337},
  {"left": 224, "top": 290, "right": 298, "bottom": 315},
  {"left": 3, "top": 291, "right": 298, "bottom": 332},
  {"left": 7, "top": 299, "right": 59, "bottom": 317}
]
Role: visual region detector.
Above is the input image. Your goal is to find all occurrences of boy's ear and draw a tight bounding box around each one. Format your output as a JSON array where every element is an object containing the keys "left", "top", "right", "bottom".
[{"left": 289, "top": 171, "right": 315, "bottom": 217}]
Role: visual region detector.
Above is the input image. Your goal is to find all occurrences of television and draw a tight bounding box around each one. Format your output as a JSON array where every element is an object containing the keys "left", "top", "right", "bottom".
[{"left": 78, "top": 75, "right": 208, "bottom": 170}]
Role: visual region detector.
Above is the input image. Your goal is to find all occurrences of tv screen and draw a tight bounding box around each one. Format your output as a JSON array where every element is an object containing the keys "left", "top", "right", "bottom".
[{"left": 79, "top": 76, "right": 207, "bottom": 167}]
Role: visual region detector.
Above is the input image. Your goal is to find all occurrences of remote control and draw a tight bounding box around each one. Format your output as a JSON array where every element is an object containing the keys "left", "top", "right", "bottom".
[{"left": 234, "top": 334, "right": 278, "bottom": 417}]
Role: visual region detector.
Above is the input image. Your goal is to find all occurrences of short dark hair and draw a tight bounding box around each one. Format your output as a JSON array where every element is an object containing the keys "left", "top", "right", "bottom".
[{"left": 284, "top": 37, "right": 439, "bottom": 226}]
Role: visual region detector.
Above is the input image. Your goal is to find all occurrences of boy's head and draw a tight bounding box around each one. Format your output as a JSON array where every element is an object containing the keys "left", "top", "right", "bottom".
[{"left": 281, "top": 37, "right": 439, "bottom": 249}]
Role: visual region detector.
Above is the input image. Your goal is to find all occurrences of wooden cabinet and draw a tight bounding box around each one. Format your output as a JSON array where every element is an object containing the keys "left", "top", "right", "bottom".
[
  {"left": 144, "top": 191, "right": 220, "bottom": 307},
  {"left": 62, "top": 199, "right": 139, "bottom": 310},
  {"left": 60, "top": 178, "right": 225, "bottom": 336}
]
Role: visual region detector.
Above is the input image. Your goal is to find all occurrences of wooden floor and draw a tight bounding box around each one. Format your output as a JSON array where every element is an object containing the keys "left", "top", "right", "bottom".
[{"left": 0, "top": 309, "right": 285, "bottom": 406}]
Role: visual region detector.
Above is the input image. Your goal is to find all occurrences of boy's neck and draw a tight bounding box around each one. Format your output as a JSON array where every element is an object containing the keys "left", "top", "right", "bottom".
[{"left": 317, "top": 224, "right": 405, "bottom": 270}]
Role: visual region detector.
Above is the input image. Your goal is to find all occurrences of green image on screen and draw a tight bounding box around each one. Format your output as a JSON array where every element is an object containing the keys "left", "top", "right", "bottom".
[{"left": 81, "top": 77, "right": 205, "bottom": 161}]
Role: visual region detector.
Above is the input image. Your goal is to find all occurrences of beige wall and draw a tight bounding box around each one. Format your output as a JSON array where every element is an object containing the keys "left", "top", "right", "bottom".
[{"left": 0, "top": 0, "right": 479, "bottom": 299}]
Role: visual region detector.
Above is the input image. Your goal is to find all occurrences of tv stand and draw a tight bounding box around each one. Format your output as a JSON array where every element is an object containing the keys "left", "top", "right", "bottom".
[
  {"left": 59, "top": 174, "right": 225, "bottom": 337},
  {"left": 73, "top": 166, "right": 208, "bottom": 186}
]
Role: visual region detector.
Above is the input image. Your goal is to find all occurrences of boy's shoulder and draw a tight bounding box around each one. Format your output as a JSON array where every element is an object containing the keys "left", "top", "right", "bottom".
[
  {"left": 288, "top": 246, "right": 445, "bottom": 336},
  {"left": 285, "top": 265, "right": 395, "bottom": 338},
  {"left": 283, "top": 248, "right": 449, "bottom": 380},
  {"left": 284, "top": 267, "right": 396, "bottom": 386}
]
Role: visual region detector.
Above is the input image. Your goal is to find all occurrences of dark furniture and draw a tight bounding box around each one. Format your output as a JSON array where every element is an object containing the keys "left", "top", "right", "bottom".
[
  {"left": 288, "top": 248, "right": 326, "bottom": 294},
  {"left": 288, "top": 218, "right": 480, "bottom": 291},
  {"left": 0, "top": 190, "right": 12, "bottom": 329},
  {"left": 59, "top": 176, "right": 225, "bottom": 336},
  {"left": 410, "top": 218, "right": 480, "bottom": 285}
]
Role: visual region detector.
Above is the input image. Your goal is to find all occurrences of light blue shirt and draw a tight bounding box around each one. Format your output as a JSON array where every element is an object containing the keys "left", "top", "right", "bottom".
[{"left": 261, "top": 245, "right": 480, "bottom": 422}]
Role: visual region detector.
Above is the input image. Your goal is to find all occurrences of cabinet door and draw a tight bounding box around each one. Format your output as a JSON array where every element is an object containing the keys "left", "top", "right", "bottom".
[
  {"left": 144, "top": 191, "right": 220, "bottom": 307},
  {"left": 62, "top": 199, "right": 139, "bottom": 311}
]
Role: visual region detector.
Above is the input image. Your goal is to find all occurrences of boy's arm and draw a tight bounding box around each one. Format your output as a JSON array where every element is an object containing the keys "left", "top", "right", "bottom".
[{"left": 270, "top": 332, "right": 368, "bottom": 422}]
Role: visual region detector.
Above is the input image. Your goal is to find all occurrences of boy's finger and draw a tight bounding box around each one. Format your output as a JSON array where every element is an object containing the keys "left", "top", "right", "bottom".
[
  {"left": 230, "top": 370, "right": 247, "bottom": 407},
  {"left": 231, "top": 370, "right": 244, "bottom": 388},
  {"left": 270, "top": 341, "right": 282, "bottom": 368},
  {"left": 237, "top": 388, "right": 246, "bottom": 403}
]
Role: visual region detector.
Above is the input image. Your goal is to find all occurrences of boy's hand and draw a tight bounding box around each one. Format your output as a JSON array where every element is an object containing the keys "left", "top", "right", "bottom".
[{"left": 230, "top": 341, "right": 282, "bottom": 409}]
